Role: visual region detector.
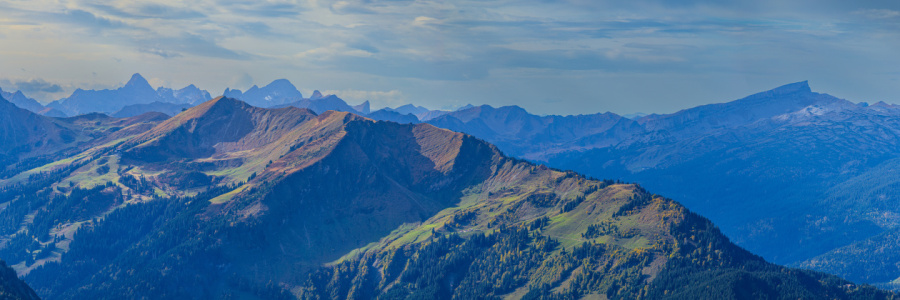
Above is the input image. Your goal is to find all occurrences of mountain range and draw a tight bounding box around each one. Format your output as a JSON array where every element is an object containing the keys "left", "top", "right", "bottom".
[
  {"left": 45, "top": 74, "right": 210, "bottom": 116},
  {"left": 0, "top": 94, "right": 894, "bottom": 299},
  {"left": 3, "top": 73, "right": 463, "bottom": 123},
  {"left": 0, "top": 87, "right": 65, "bottom": 117},
  {"left": 5, "top": 77, "right": 900, "bottom": 295},
  {"left": 406, "top": 81, "right": 900, "bottom": 288}
]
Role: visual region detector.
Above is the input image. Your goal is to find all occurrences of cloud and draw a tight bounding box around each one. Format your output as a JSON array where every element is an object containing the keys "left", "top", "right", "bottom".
[
  {"left": 42, "top": 8, "right": 129, "bottom": 32},
  {"left": 136, "top": 34, "right": 252, "bottom": 60},
  {"left": 235, "top": 22, "right": 279, "bottom": 37},
  {"left": 295, "top": 43, "right": 376, "bottom": 61},
  {"left": 330, "top": 1, "right": 377, "bottom": 14},
  {"left": 139, "top": 47, "right": 184, "bottom": 58},
  {"left": 134, "top": 3, "right": 205, "bottom": 19},
  {"left": 216, "top": 0, "right": 306, "bottom": 18},
  {"left": 412, "top": 16, "right": 441, "bottom": 27},
  {"left": 334, "top": 56, "right": 490, "bottom": 81},
  {"left": 15, "top": 78, "right": 63, "bottom": 94},
  {"left": 147, "top": 77, "right": 170, "bottom": 88},
  {"left": 323, "top": 89, "right": 404, "bottom": 106},
  {"left": 86, "top": 2, "right": 205, "bottom": 20},
  {"left": 853, "top": 9, "right": 900, "bottom": 19},
  {"left": 229, "top": 73, "right": 255, "bottom": 91},
  {"left": 0, "top": 78, "right": 69, "bottom": 102}
]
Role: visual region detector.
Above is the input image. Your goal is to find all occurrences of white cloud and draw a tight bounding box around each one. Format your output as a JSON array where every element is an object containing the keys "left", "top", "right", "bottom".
[
  {"left": 412, "top": 16, "right": 440, "bottom": 27},
  {"left": 229, "top": 73, "right": 254, "bottom": 91},
  {"left": 330, "top": 1, "right": 376, "bottom": 14},
  {"left": 294, "top": 43, "right": 375, "bottom": 61},
  {"left": 853, "top": 9, "right": 900, "bottom": 19}
]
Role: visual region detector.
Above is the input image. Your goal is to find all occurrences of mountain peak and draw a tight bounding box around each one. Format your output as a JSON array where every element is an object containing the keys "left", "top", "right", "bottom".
[
  {"left": 353, "top": 100, "right": 370, "bottom": 114},
  {"left": 223, "top": 88, "right": 242, "bottom": 98},
  {"left": 147, "top": 96, "right": 251, "bottom": 131},
  {"left": 264, "top": 79, "right": 298, "bottom": 91},
  {"left": 310, "top": 90, "right": 324, "bottom": 100},
  {"left": 125, "top": 73, "right": 151, "bottom": 88},
  {"left": 770, "top": 80, "right": 811, "bottom": 95},
  {"left": 456, "top": 104, "right": 475, "bottom": 111},
  {"left": 206, "top": 96, "right": 244, "bottom": 107}
]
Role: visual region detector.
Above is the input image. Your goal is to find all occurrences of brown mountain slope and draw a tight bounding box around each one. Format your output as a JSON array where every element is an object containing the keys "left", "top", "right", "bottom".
[
  {"left": 0, "top": 96, "right": 78, "bottom": 160},
  {"left": 123, "top": 96, "right": 317, "bottom": 162}
]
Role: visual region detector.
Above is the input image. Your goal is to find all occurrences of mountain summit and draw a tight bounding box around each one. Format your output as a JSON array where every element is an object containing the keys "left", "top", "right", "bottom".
[
  {"left": 124, "top": 73, "right": 152, "bottom": 90},
  {"left": 637, "top": 80, "right": 844, "bottom": 134},
  {"left": 223, "top": 79, "right": 303, "bottom": 107},
  {"left": 310, "top": 90, "right": 324, "bottom": 100},
  {"left": 770, "top": 80, "right": 812, "bottom": 95}
]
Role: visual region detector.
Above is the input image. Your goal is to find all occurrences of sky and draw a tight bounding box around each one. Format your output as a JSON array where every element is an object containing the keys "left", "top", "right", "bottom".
[{"left": 0, "top": 0, "right": 898, "bottom": 115}]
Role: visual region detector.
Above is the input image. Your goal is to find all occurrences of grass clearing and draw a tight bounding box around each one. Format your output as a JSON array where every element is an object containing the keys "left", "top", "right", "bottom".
[{"left": 210, "top": 185, "right": 249, "bottom": 204}]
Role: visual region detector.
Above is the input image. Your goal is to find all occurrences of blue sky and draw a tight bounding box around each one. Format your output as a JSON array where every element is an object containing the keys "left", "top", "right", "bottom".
[{"left": 0, "top": 0, "right": 898, "bottom": 115}]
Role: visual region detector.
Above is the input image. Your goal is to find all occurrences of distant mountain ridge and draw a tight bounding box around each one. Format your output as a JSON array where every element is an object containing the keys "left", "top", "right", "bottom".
[
  {"left": 411, "top": 81, "right": 900, "bottom": 288},
  {"left": 13, "top": 75, "right": 450, "bottom": 123},
  {"left": 0, "top": 87, "right": 43, "bottom": 113},
  {"left": 157, "top": 84, "right": 211, "bottom": 105},
  {"left": 426, "top": 104, "right": 643, "bottom": 159},
  {"left": 223, "top": 79, "right": 302, "bottom": 107},
  {"left": 0, "top": 87, "right": 66, "bottom": 117},
  {"left": 46, "top": 73, "right": 212, "bottom": 116}
]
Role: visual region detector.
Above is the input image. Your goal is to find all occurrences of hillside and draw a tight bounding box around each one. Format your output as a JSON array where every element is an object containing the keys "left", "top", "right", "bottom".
[
  {"left": 112, "top": 102, "right": 193, "bottom": 118},
  {"left": 0, "top": 97, "right": 892, "bottom": 299},
  {"left": 545, "top": 90, "right": 900, "bottom": 269},
  {"left": 0, "top": 260, "right": 39, "bottom": 300},
  {"left": 411, "top": 82, "right": 900, "bottom": 287},
  {"left": 0, "top": 95, "right": 80, "bottom": 172}
]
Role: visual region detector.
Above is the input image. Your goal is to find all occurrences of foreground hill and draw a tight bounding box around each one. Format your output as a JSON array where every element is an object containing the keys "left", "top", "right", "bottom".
[{"left": 0, "top": 97, "right": 892, "bottom": 299}]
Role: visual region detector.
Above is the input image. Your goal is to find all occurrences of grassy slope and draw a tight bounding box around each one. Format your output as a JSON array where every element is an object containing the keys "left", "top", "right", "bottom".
[{"left": 299, "top": 156, "right": 895, "bottom": 299}]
